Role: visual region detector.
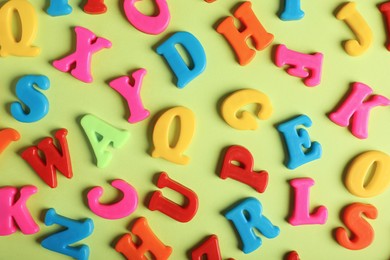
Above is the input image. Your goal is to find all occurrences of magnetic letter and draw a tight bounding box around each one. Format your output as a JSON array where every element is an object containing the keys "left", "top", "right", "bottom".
[
  {"left": 329, "top": 82, "right": 390, "bottom": 139},
  {"left": 216, "top": 1, "right": 274, "bottom": 65},
  {"left": 115, "top": 217, "right": 172, "bottom": 259},
  {"left": 47, "top": 0, "right": 72, "bottom": 16},
  {"left": 277, "top": 115, "right": 322, "bottom": 169},
  {"left": 345, "top": 151, "right": 390, "bottom": 198},
  {"left": 280, "top": 0, "right": 304, "bottom": 21},
  {"left": 10, "top": 75, "right": 50, "bottom": 123},
  {"left": 221, "top": 89, "right": 273, "bottom": 130},
  {"left": 156, "top": 31, "right": 206, "bottom": 88},
  {"left": 220, "top": 145, "right": 268, "bottom": 193},
  {"left": 0, "top": 0, "right": 40, "bottom": 57},
  {"left": 336, "top": 2, "right": 373, "bottom": 56},
  {"left": 335, "top": 203, "right": 377, "bottom": 250},
  {"left": 21, "top": 129, "right": 72, "bottom": 188},
  {"left": 41, "top": 208, "right": 94, "bottom": 260},
  {"left": 53, "top": 26, "right": 112, "bottom": 83},
  {"left": 274, "top": 44, "right": 323, "bottom": 87},
  {"left": 379, "top": 2, "right": 390, "bottom": 51},
  {"left": 288, "top": 178, "right": 328, "bottom": 225},
  {"left": 80, "top": 114, "right": 130, "bottom": 168},
  {"left": 0, "top": 128, "right": 20, "bottom": 155},
  {"left": 124, "top": 0, "right": 170, "bottom": 34},
  {"left": 191, "top": 235, "right": 222, "bottom": 260},
  {"left": 148, "top": 172, "right": 198, "bottom": 223},
  {"left": 84, "top": 0, "right": 107, "bottom": 14},
  {"left": 108, "top": 68, "right": 150, "bottom": 124},
  {"left": 87, "top": 179, "right": 138, "bottom": 219},
  {"left": 0, "top": 185, "right": 39, "bottom": 235},
  {"left": 151, "top": 106, "right": 195, "bottom": 165},
  {"left": 225, "top": 197, "right": 280, "bottom": 254}
]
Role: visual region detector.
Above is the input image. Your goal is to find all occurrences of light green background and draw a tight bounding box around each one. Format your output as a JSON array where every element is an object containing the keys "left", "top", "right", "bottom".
[{"left": 0, "top": 0, "right": 390, "bottom": 259}]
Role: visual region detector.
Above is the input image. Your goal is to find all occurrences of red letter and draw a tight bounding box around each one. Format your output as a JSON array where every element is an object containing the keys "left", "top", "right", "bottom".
[
  {"left": 115, "top": 217, "right": 172, "bottom": 259},
  {"left": 379, "top": 2, "right": 390, "bottom": 51},
  {"left": 216, "top": 1, "right": 274, "bottom": 65},
  {"left": 335, "top": 203, "right": 377, "bottom": 250},
  {"left": 83, "top": 0, "right": 107, "bottom": 14},
  {"left": 220, "top": 145, "right": 268, "bottom": 193},
  {"left": 191, "top": 235, "right": 222, "bottom": 260},
  {"left": 21, "top": 129, "right": 72, "bottom": 188},
  {"left": 148, "top": 172, "right": 198, "bottom": 223}
]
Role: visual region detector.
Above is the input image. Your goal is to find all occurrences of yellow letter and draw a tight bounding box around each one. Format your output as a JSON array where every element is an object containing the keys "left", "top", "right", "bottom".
[
  {"left": 151, "top": 106, "right": 195, "bottom": 165},
  {"left": 345, "top": 151, "right": 390, "bottom": 198},
  {"left": 221, "top": 89, "right": 272, "bottom": 130},
  {"left": 0, "top": 0, "right": 40, "bottom": 57}
]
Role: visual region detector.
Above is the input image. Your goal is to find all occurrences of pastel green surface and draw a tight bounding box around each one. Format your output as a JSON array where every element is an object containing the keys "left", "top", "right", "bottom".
[{"left": 0, "top": 0, "right": 389, "bottom": 259}]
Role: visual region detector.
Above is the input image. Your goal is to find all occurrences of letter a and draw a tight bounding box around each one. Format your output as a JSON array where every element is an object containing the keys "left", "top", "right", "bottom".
[
  {"left": 21, "top": 129, "right": 72, "bottom": 188},
  {"left": 329, "top": 82, "right": 390, "bottom": 139},
  {"left": 108, "top": 68, "right": 150, "bottom": 124},
  {"left": 216, "top": 1, "right": 274, "bottom": 65},
  {"left": 0, "top": 185, "right": 39, "bottom": 236},
  {"left": 53, "top": 26, "right": 112, "bottom": 83},
  {"left": 288, "top": 178, "right": 328, "bottom": 226},
  {"left": 225, "top": 197, "right": 280, "bottom": 254},
  {"left": 156, "top": 31, "right": 206, "bottom": 88},
  {"left": 115, "top": 217, "right": 172, "bottom": 259},
  {"left": 80, "top": 114, "right": 129, "bottom": 168},
  {"left": 220, "top": 145, "right": 268, "bottom": 193},
  {"left": 41, "top": 208, "right": 94, "bottom": 260},
  {"left": 191, "top": 235, "right": 223, "bottom": 260},
  {"left": 148, "top": 172, "right": 198, "bottom": 223}
]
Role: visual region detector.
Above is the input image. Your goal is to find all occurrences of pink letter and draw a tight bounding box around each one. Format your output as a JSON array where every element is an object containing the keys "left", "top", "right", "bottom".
[
  {"left": 108, "top": 69, "right": 150, "bottom": 124},
  {"left": 123, "top": 0, "right": 170, "bottom": 35},
  {"left": 329, "top": 82, "right": 390, "bottom": 139},
  {"left": 288, "top": 178, "right": 328, "bottom": 225},
  {"left": 53, "top": 26, "right": 112, "bottom": 83},
  {"left": 87, "top": 179, "right": 138, "bottom": 220},
  {"left": 0, "top": 186, "right": 39, "bottom": 235},
  {"left": 274, "top": 44, "right": 323, "bottom": 87}
]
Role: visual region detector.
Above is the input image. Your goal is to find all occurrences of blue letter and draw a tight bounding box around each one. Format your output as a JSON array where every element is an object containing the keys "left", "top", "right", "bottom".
[
  {"left": 41, "top": 208, "right": 94, "bottom": 260},
  {"left": 277, "top": 114, "right": 322, "bottom": 169},
  {"left": 156, "top": 31, "right": 206, "bottom": 88},
  {"left": 225, "top": 197, "right": 280, "bottom": 254},
  {"left": 47, "top": 0, "right": 72, "bottom": 16},
  {"left": 280, "top": 0, "right": 304, "bottom": 21},
  {"left": 10, "top": 75, "right": 50, "bottom": 123}
]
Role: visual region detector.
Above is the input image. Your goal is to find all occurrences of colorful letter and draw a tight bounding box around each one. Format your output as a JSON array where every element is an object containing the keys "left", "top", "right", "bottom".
[
  {"left": 0, "top": 128, "right": 20, "bottom": 155},
  {"left": 41, "top": 208, "right": 94, "bottom": 260},
  {"left": 221, "top": 89, "right": 273, "bottom": 130},
  {"left": 280, "top": 0, "right": 304, "bottom": 21},
  {"left": 220, "top": 145, "right": 268, "bottom": 193},
  {"left": 47, "top": 0, "right": 72, "bottom": 16},
  {"left": 225, "top": 197, "right": 280, "bottom": 254},
  {"left": 84, "top": 0, "right": 107, "bottom": 14},
  {"left": 277, "top": 115, "right": 322, "bottom": 169},
  {"left": 10, "top": 75, "right": 50, "bottom": 123},
  {"left": 156, "top": 31, "right": 206, "bottom": 88},
  {"left": 274, "top": 44, "right": 323, "bottom": 87},
  {"left": 288, "top": 178, "right": 328, "bottom": 225},
  {"left": 87, "top": 179, "right": 138, "bottom": 219},
  {"left": 379, "top": 2, "right": 390, "bottom": 51},
  {"left": 80, "top": 114, "right": 129, "bottom": 168},
  {"left": 124, "top": 0, "right": 170, "bottom": 34},
  {"left": 53, "top": 26, "right": 112, "bottom": 83},
  {"left": 329, "top": 82, "right": 390, "bottom": 139},
  {"left": 335, "top": 203, "right": 377, "bottom": 250},
  {"left": 191, "top": 235, "right": 222, "bottom": 260},
  {"left": 151, "top": 107, "right": 195, "bottom": 165},
  {"left": 0, "top": 0, "right": 40, "bottom": 57},
  {"left": 108, "top": 69, "right": 150, "bottom": 124},
  {"left": 345, "top": 151, "right": 390, "bottom": 198},
  {"left": 216, "top": 1, "right": 274, "bottom": 65},
  {"left": 21, "top": 129, "right": 72, "bottom": 188},
  {"left": 148, "top": 172, "right": 198, "bottom": 223},
  {"left": 336, "top": 2, "right": 373, "bottom": 56},
  {"left": 115, "top": 217, "right": 172, "bottom": 259},
  {"left": 0, "top": 185, "right": 39, "bottom": 236}
]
